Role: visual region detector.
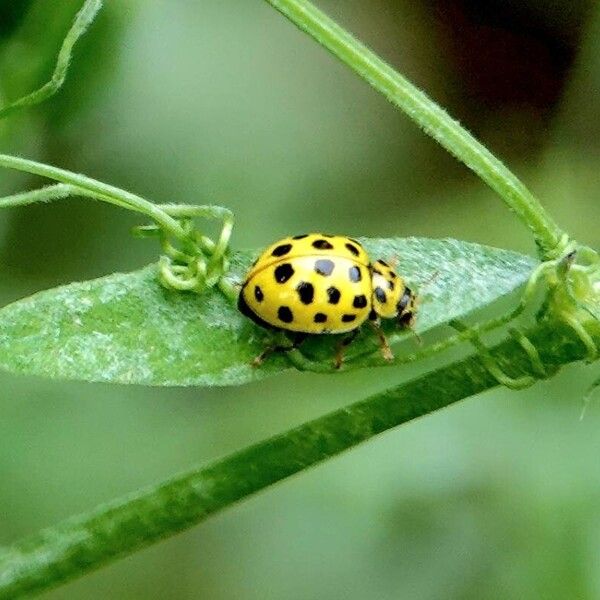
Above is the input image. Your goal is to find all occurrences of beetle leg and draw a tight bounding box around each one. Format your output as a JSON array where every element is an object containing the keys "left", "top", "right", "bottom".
[
  {"left": 368, "top": 320, "right": 394, "bottom": 362},
  {"left": 252, "top": 333, "right": 307, "bottom": 367},
  {"left": 334, "top": 329, "right": 360, "bottom": 369}
]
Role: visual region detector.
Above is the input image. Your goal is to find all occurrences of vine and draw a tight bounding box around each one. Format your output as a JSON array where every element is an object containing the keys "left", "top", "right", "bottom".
[
  {"left": 0, "top": 155, "right": 236, "bottom": 298},
  {"left": 0, "top": 0, "right": 103, "bottom": 122}
]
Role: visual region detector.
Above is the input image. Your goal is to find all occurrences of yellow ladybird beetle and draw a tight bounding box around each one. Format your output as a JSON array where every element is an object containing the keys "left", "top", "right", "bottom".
[{"left": 238, "top": 233, "right": 418, "bottom": 368}]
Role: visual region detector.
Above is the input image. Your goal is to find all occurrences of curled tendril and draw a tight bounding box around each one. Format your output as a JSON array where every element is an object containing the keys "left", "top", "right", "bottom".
[
  {"left": 132, "top": 204, "right": 236, "bottom": 299},
  {"left": 546, "top": 233, "right": 578, "bottom": 262}
]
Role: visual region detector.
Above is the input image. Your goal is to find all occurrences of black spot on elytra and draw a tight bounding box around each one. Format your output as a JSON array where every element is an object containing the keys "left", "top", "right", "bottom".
[
  {"left": 375, "top": 286, "right": 387, "bottom": 304},
  {"left": 374, "top": 286, "right": 387, "bottom": 303},
  {"left": 369, "top": 309, "right": 378, "bottom": 321},
  {"left": 292, "top": 234, "right": 308, "bottom": 239},
  {"left": 353, "top": 294, "right": 367, "bottom": 309},
  {"left": 389, "top": 271, "right": 397, "bottom": 279},
  {"left": 388, "top": 280, "right": 395, "bottom": 291},
  {"left": 372, "top": 268, "right": 383, "bottom": 276},
  {"left": 348, "top": 266, "right": 362, "bottom": 282},
  {"left": 397, "top": 296, "right": 409, "bottom": 314},
  {"left": 315, "top": 259, "right": 335, "bottom": 276},
  {"left": 238, "top": 289, "right": 276, "bottom": 331},
  {"left": 278, "top": 306, "right": 294, "bottom": 323},
  {"left": 327, "top": 286, "right": 341, "bottom": 304},
  {"left": 314, "top": 312, "right": 327, "bottom": 323},
  {"left": 254, "top": 285, "right": 264, "bottom": 302},
  {"left": 271, "top": 243, "right": 292, "bottom": 257},
  {"left": 274, "top": 263, "right": 294, "bottom": 283},
  {"left": 378, "top": 259, "right": 390, "bottom": 267},
  {"left": 345, "top": 243, "right": 360, "bottom": 256},
  {"left": 396, "top": 287, "right": 413, "bottom": 315},
  {"left": 342, "top": 314, "right": 357, "bottom": 323},
  {"left": 296, "top": 281, "right": 315, "bottom": 304},
  {"left": 312, "top": 239, "right": 334, "bottom": 250}
]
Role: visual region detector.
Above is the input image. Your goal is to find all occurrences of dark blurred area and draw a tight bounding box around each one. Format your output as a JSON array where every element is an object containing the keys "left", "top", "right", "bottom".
[
  {"left": 1, "top": 1, "right": 600, "bottom": 598},
  {"left": 429, "top": 0, "right": 591, "bottom": 151},
  {"left": 0, "top": 1, "right": 33, "bottom": 38}
]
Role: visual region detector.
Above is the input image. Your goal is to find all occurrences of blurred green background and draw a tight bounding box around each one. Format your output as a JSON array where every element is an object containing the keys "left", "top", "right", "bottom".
[{"left": 1, "top": 1, "right": 600, "bottom": 598}]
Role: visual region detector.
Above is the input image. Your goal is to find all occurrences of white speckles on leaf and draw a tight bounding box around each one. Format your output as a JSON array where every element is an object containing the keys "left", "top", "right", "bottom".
[{"left": 97, "top": 282, "right": 130, "bottom": 305}]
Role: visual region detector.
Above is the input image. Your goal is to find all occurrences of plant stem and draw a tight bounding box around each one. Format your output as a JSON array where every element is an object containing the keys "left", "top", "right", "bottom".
[
  {"left": 0, "top": 184, "right": 74, "bottom": 207},
  {"left": 0, "top": 154, "right": 188, "bottom": 243},
  {"left": 0, "top": 157, "right": 238, "bottom": 293},
  {"left": 263, "top": 0, "right": 566, "bottom": 260},
  {"left": 0, "top": 317, "right": 590, "bottom": 599},
  {"left": 0, "top": 0, "right": 103, "bottom": 121}
]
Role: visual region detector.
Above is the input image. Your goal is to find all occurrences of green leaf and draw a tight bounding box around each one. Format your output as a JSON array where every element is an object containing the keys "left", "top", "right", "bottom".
[{"left": 0, "top": 237, "right": 538, "bottom": 386}]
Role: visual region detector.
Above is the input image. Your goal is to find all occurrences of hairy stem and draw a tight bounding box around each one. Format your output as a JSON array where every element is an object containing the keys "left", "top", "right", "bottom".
[
  {"left": 0, "top": 0, "right": 103, "bottom": 121},
  {"left": 263, "top": 0, "right": 566, "bottom": 260},
  {"left": 0, "top": 317, "right": 591, "bottom": 599},
  {"left": 0, "top": 157, "right": 237, "bottom": 294},
  {"left": 0, "top": 154, "right": 188, "bottom": 243},
  {"left": 0, "top": 184, "right": 74, "bottom": 207}
]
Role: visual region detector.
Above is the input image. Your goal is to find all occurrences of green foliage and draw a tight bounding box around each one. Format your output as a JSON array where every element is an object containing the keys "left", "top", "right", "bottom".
[
  {"left": 0, "top": 238, "right": 536, "bottom": 385},
  {"left": 0, "top": 0, "right": 599, "bottom": 598},
  {"left": 0, "top": 314, "right": 589, "bottom": 600}
]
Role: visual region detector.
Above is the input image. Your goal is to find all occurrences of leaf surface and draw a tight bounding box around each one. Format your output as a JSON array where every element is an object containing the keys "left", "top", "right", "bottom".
[{"left": 0, "top": 238, "right": 538, "bottom": 385}]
